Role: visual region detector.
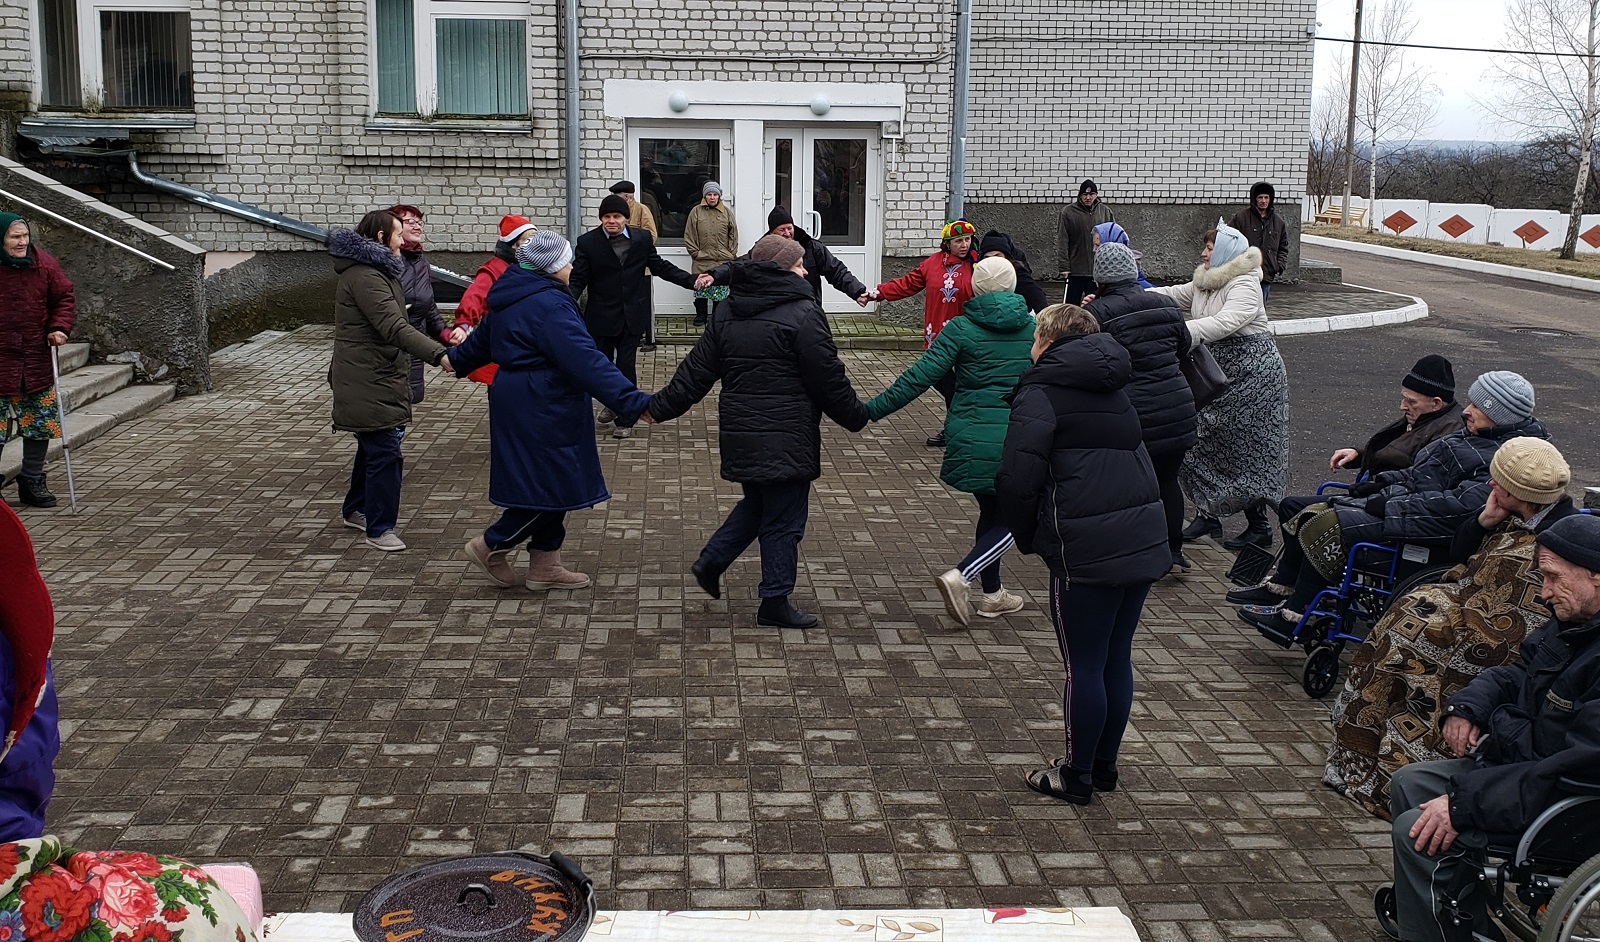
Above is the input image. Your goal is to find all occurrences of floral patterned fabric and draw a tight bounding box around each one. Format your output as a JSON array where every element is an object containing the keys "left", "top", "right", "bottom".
[
  {"left": 0, "top": 837, "right": 255, "bottom": 942},
  {"left": 0, "top": 388, "right": 61, "bottom": 443}
]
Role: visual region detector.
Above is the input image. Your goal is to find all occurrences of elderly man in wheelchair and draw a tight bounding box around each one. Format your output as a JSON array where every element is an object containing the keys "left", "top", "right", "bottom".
[
  {"left": 1376, "top": 513, "right": 1600, "bottom": 942},
  {"left": 1232, "top": 371, "right": 1547, "bottom": 649}
]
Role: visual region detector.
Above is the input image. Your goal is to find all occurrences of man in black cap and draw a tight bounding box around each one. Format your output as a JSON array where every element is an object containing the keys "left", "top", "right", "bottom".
[
  {"left": 1228, "top": 181, "right": 1290, "bottom": 298},
  {"left": 1383, "top": 511, "right": 1600, "bottom": 942},
  {"left": 1055, "top": 179, "right": 1114, "bottom": 304},
  {"left": 1217, "top": 354, "right": 1462, "bottom": 552},
  {"left": 694, "top": 206, "right": 871, "bottom": 307},
  {"left": 570, "top": 194, "right": 696, "bottom": 437},
  {"left": 609, "top": 181, "right": 660, "bottom": 349}
]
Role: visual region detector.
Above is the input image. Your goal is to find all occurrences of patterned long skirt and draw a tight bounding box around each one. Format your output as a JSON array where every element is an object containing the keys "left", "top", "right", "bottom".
[
  {"left": 1323, "top": 528, "right": 1546, "bottom": 818},
  {"left": 1178, "top": 332, "right": 1289, "bottom": 519}
]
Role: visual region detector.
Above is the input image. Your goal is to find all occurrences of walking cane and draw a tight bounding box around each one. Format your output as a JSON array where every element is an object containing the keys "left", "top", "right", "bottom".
[{"left": 48, "top": 345, "right": 78, "bottom": 514}]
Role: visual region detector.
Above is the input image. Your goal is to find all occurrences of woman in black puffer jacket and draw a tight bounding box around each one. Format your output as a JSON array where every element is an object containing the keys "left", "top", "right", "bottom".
[
  {"left": 997, "top": 303, "right": 1170, "bottom": 807},
  {"left": 649, "top": 235, "right": 869, "bottom": 630},
  {"left": 1085, "top": 242, "right": 1198, "bottom": 572}
]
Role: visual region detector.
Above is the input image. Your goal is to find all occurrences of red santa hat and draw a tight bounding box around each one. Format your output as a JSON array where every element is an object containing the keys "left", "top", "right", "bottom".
[
  {"left": 498, "top": 215, "right": 537, "bottom": 243},
  {"left": 0, "top": 504, "right": 53, "bottom": 762}
]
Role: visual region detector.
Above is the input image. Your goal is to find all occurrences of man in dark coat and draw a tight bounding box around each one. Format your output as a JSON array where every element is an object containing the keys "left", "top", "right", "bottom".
[
  {"left": 1385, "top": 512, "right": 1600, "bottom": 942},
  {"left": 1055, "top": 179, "right": 1114, "bottom": 304},
  {"left": 569, "top": 194, "right": 696, "bottom": 431},
  {"left": 1228, "top": 182, "right": 1290, "bottom": 296},
  {"left": 1085, "top": 242, "right": 1198, "bottom": 570},
  {"left": 648, "top": 235, "right": 869, "bottom": 631},
  {"left": 699, "top": 206, "right": 871, "bottom": 306}
]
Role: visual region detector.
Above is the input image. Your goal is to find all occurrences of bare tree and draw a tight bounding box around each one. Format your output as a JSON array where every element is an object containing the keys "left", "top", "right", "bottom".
[
  {"left": 1481, "top": 0, "right": 1600, "bottom": 259},
  {"left": 1308, "top": 69, "right": 1350, "bottom": 214},
  {"left": 1350, "top": 0, "right": 1440, "bottom": 229}
]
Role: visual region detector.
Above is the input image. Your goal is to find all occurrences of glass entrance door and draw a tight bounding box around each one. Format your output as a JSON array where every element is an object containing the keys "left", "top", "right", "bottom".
[
  {"left": 626, "top": 125, "right": 732, "bottom": 315},
  {"left": 764, "top": 127, "right": 881, "bottom": 312}
]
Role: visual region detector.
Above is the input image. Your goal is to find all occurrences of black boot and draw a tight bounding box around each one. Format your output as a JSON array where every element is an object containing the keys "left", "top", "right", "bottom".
[
  {"left": 757, "top": 596, "right": 818, "bottom": 629},
  {"left": 691, "top": 557, "right": 722, "bottom": 600},
  {"left": 1223, "top": 503, "right": 1274, "bottom": 551},
  {"left": 1180, "top": 515, "right": 1222, "bottom": 542},
  {"left": 17, "top": 474, "right": 58, "bottom": 509},
  {"left": 925, "top": 431, "right": 946, "bottom": 448}
]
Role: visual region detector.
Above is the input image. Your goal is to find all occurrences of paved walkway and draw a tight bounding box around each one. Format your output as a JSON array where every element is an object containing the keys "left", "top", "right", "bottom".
[{"left": 29, "top": 327, "right": 1391, "bottom": 941}]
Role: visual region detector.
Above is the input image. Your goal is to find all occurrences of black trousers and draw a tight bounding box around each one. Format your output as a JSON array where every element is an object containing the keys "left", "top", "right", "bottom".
[
  {"left": 1150, "top": 450, "right": 1186, "bottom": 555},
  {"left": 700, "top": 481, "right": 811, "bottom": 598},
  {"left": 591, "top": 330, "right": 639, "bottom": 386},
  {"left": 1066, "top": 275, "right": 1097, "bottom": 305}
]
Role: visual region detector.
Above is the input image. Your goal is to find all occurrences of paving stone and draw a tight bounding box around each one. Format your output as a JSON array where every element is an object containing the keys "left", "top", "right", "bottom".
[{"left": 28, "top": 325, "right": 1392, "bottom": 940}]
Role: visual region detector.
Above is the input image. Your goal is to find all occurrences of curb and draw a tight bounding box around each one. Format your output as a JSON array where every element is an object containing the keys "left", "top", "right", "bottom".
[
  {"left": 1303, "top": 235, "right": 1600, "bottom": 295},
  {"left": 1269, "top": 286, "right": 1429, "bottom": 336}
]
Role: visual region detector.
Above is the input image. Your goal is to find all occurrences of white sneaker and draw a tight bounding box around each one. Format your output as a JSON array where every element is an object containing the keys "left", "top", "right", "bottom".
[
  {"left": 935, "top": 568, "right": 972, "bottom": 626},
  {"left": 973, "top": 588, "right": 1025, "bottom": 618},
  {"left": 365, "top": 531, "right": 407, "bottom": 552},
  {"left": 612, "top": 425, "right": 632, "bottom": 439}
]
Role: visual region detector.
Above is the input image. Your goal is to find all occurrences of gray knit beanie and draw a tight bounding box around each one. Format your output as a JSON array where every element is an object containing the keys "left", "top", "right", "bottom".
[
  {"left": 702, "top": 181, "right": 723, "bottom": 197},
  {"left": 1468, "top": 371, "right": 1535, "bottom": 427},
  {"left": 1093, "top": 242, "right": 1140, "bottom": 285},
  {"left": 517, "top": 229, "right": 574, "bottom": 274}
]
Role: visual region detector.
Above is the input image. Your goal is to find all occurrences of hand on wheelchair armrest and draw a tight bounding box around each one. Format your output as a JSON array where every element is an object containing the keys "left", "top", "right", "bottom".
[{"left": 1558, "top": 776, "right": 1600, "bottom": 796}]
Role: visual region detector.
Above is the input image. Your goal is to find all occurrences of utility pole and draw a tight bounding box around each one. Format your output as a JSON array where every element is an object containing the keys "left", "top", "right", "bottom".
[
  {"left": 948, "top": 0, "right": 972, "bottom": 219},
  {"left": 1339, "top": 0, "right": 1365, "bottom": 226}
]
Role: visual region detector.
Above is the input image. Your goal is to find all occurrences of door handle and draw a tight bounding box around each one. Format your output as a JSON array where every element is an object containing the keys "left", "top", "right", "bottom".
[{"left": 807, "top": 210, "right": 823, "bottom": 236}]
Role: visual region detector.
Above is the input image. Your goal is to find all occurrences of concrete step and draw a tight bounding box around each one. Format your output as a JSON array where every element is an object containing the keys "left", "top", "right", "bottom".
[
  {"left": 59, "top": 342, "right": 91, "bottom": 374},
  {"left": 57, "top": 362, "right": 135, "bottom": 413},
  {"left": 0, "top": 382, "right": 176, "bottom": 483},
  {"left": 1299, "top": 258, "right": 1344, "bottom": 284}
]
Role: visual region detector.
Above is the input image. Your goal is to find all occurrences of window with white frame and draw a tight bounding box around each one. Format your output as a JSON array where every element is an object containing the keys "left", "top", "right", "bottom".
[
  {"left": 375, "top": 0, "right": 529, "bottom": 119},
  {"left": 37, "top": 0, "right": 193, "bottom": 110}
]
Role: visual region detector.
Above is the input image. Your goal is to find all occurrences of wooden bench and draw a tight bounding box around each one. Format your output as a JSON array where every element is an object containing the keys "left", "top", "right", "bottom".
[{"left": 1313, "top": 206, "right": 1366, "bottom": 226}]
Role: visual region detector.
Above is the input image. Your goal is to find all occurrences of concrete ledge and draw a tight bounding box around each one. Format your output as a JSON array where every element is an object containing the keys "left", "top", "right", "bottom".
[
  {"left": 1270, "top": 288, "right": 1429, "bottom": 336},
  {"left": 1303, "top": 234, "right": 1600, "bottom": 294},
  {"left": 0, "top": 384, "right": 176, "bottom": 483}
]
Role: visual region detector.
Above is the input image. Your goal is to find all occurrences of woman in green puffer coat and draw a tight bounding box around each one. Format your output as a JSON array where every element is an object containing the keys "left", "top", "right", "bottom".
[{"left": 867, "top": 256, "right": 1035, "bottom": 627}]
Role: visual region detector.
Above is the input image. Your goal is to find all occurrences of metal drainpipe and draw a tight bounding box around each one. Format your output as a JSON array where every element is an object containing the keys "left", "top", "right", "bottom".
[
  {"left": 564, "top": 0, "right": 582, "bottom": 239},
  {"left": 947, "top": 0, "right": 971, "bottom": 220}
]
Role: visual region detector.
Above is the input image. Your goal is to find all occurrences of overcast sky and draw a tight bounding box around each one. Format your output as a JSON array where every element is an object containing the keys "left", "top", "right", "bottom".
[{"left": 1313, "top": 0, "right": 1524, "bottom": 142}]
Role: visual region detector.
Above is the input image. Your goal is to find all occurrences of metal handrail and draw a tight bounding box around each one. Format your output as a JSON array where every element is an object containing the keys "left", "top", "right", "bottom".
[{"left": 0, "top": 184, "right": 177, "bottom": 270}]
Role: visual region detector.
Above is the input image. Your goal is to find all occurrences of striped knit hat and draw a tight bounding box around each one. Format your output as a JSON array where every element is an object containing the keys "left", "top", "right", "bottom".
[{"left": 517, "top": 230, "right": 574, "bottom": 274}]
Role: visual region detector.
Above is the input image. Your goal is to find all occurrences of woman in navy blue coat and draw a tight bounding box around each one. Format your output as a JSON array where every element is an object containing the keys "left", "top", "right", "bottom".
[{"left": 449, "top": 231, "right": 650, "bottom": 592}]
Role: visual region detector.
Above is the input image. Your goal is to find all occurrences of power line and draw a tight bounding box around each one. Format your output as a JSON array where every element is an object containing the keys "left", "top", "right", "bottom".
[{"left": 1316, "top": 34, "right": 1597, "bottom": 59}]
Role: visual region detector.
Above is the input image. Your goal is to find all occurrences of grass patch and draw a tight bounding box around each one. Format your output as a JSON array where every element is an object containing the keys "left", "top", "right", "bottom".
[{"left": 1304, "top": 224, "right": 1600, "bottom": 281}]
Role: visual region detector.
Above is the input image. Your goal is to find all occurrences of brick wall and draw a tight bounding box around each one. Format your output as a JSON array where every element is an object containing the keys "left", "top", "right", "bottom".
[{"left": 0, "top": 0, "right": 1312, "bottom": 262}]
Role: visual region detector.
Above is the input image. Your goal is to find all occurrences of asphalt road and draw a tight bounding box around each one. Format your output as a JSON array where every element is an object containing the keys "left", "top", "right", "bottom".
[{"left": 1277, "top": 244, "right": 1600, "bottom": 502}]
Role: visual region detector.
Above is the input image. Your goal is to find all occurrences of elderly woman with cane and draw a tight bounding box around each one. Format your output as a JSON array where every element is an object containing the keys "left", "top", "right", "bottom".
[{"left": 0, "top": 213, "right": 75, "bottom": 509}]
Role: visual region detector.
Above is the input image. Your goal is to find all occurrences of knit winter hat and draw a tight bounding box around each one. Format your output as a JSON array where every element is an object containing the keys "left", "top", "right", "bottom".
[
  {"left": 750, "top": 233, "right": 804, "bottom": 269},
  {"left": 702, "top": 181, "right": 723, "bottom": 197},
  {"left": 609, "top": 180, "right": 636, "bottom": 194},
  {"left": 1490, "top": 437, "right": 1569, "bottom": 505},
  {"left": 517, "top": 229, "right": 574, "bottom": 274},
  {"left": 767, "top": 205, "right": 794, "bottom": 232},
  {"left": 1078, "top": 179, "right": 1098, "bottom": 196},
  {"left": 941, "top": 218, "right": 976, "bottom": 241},
  {"left": 1537, "top": 513, "right": 1600, "bottom": 574},
  {"left": 497, "top": 214, "right": 536, "bottom": 243},
  {"left": 1210, "top": 218, "right": 1250, "bottom": 268},
  {"left": 971, "top": 256, "right": 1017, "bottom": 295},
  {"left": 1468, "top": 371, "right": 1536, "bottom": 427},
  {"left": 1402, "top": 354, "right": 1455, "bottom": 402},
  {"left": 1093, "top": 242, "right": 1140, "bottom": 285},
  {"left": 598, "top": 194, "right": 630, "bottom": 220}
]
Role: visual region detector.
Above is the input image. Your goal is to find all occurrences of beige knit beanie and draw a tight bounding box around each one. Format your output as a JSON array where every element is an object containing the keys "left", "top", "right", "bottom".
[
  {"left": 1489, "top": 437, "right": 1569, "bottom": 505},
  {"left": 971, "top": 256, "right": 1017, "bottom": 296}
]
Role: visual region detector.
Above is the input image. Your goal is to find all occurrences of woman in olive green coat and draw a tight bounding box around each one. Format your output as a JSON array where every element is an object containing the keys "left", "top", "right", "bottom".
[
  {"left": 683, "top": 181, "right": 739, "bottom": 325},
  {"left": 866, "top": 256, "right": 1034, "bottom": 626},
  {"left": 328, "top": 209, "right": 450, "bottom": 552}
]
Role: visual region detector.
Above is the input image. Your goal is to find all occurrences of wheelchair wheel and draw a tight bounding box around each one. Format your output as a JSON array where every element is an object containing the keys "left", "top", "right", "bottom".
[
  {"left": 1382, "top": 564, "right": 1453, "bottom": 614},
  {"left": 1373, "top": 883, "right": 1401, "bottom": 940},
  {"left": 1303, "top": 644, "right": 1341, "bottom": 699},
  {"left": 1538, "top": 849, "right": 1600, "bottom": 942}
]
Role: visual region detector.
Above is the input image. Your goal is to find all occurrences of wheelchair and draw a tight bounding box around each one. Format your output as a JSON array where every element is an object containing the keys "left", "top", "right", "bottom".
[
  {"left": 1374, "top": 777, "right": 1600, "bottom": 942},
  {"left": 1228, "top": 481, "right": 1454, "bottom": 699}
]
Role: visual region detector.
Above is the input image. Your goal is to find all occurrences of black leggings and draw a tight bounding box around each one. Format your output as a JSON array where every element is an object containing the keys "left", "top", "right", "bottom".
[
  {"left": 1047, "top": 575, "right": 1152, "bottom": 772},
  {"left": 1150, "top": 450, "right": 1185, "bottom": 555}
]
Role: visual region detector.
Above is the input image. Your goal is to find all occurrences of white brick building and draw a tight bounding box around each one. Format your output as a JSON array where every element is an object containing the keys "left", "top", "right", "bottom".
[{"left": 0, "top": 0, "right": 1314, "bottom": 320}]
